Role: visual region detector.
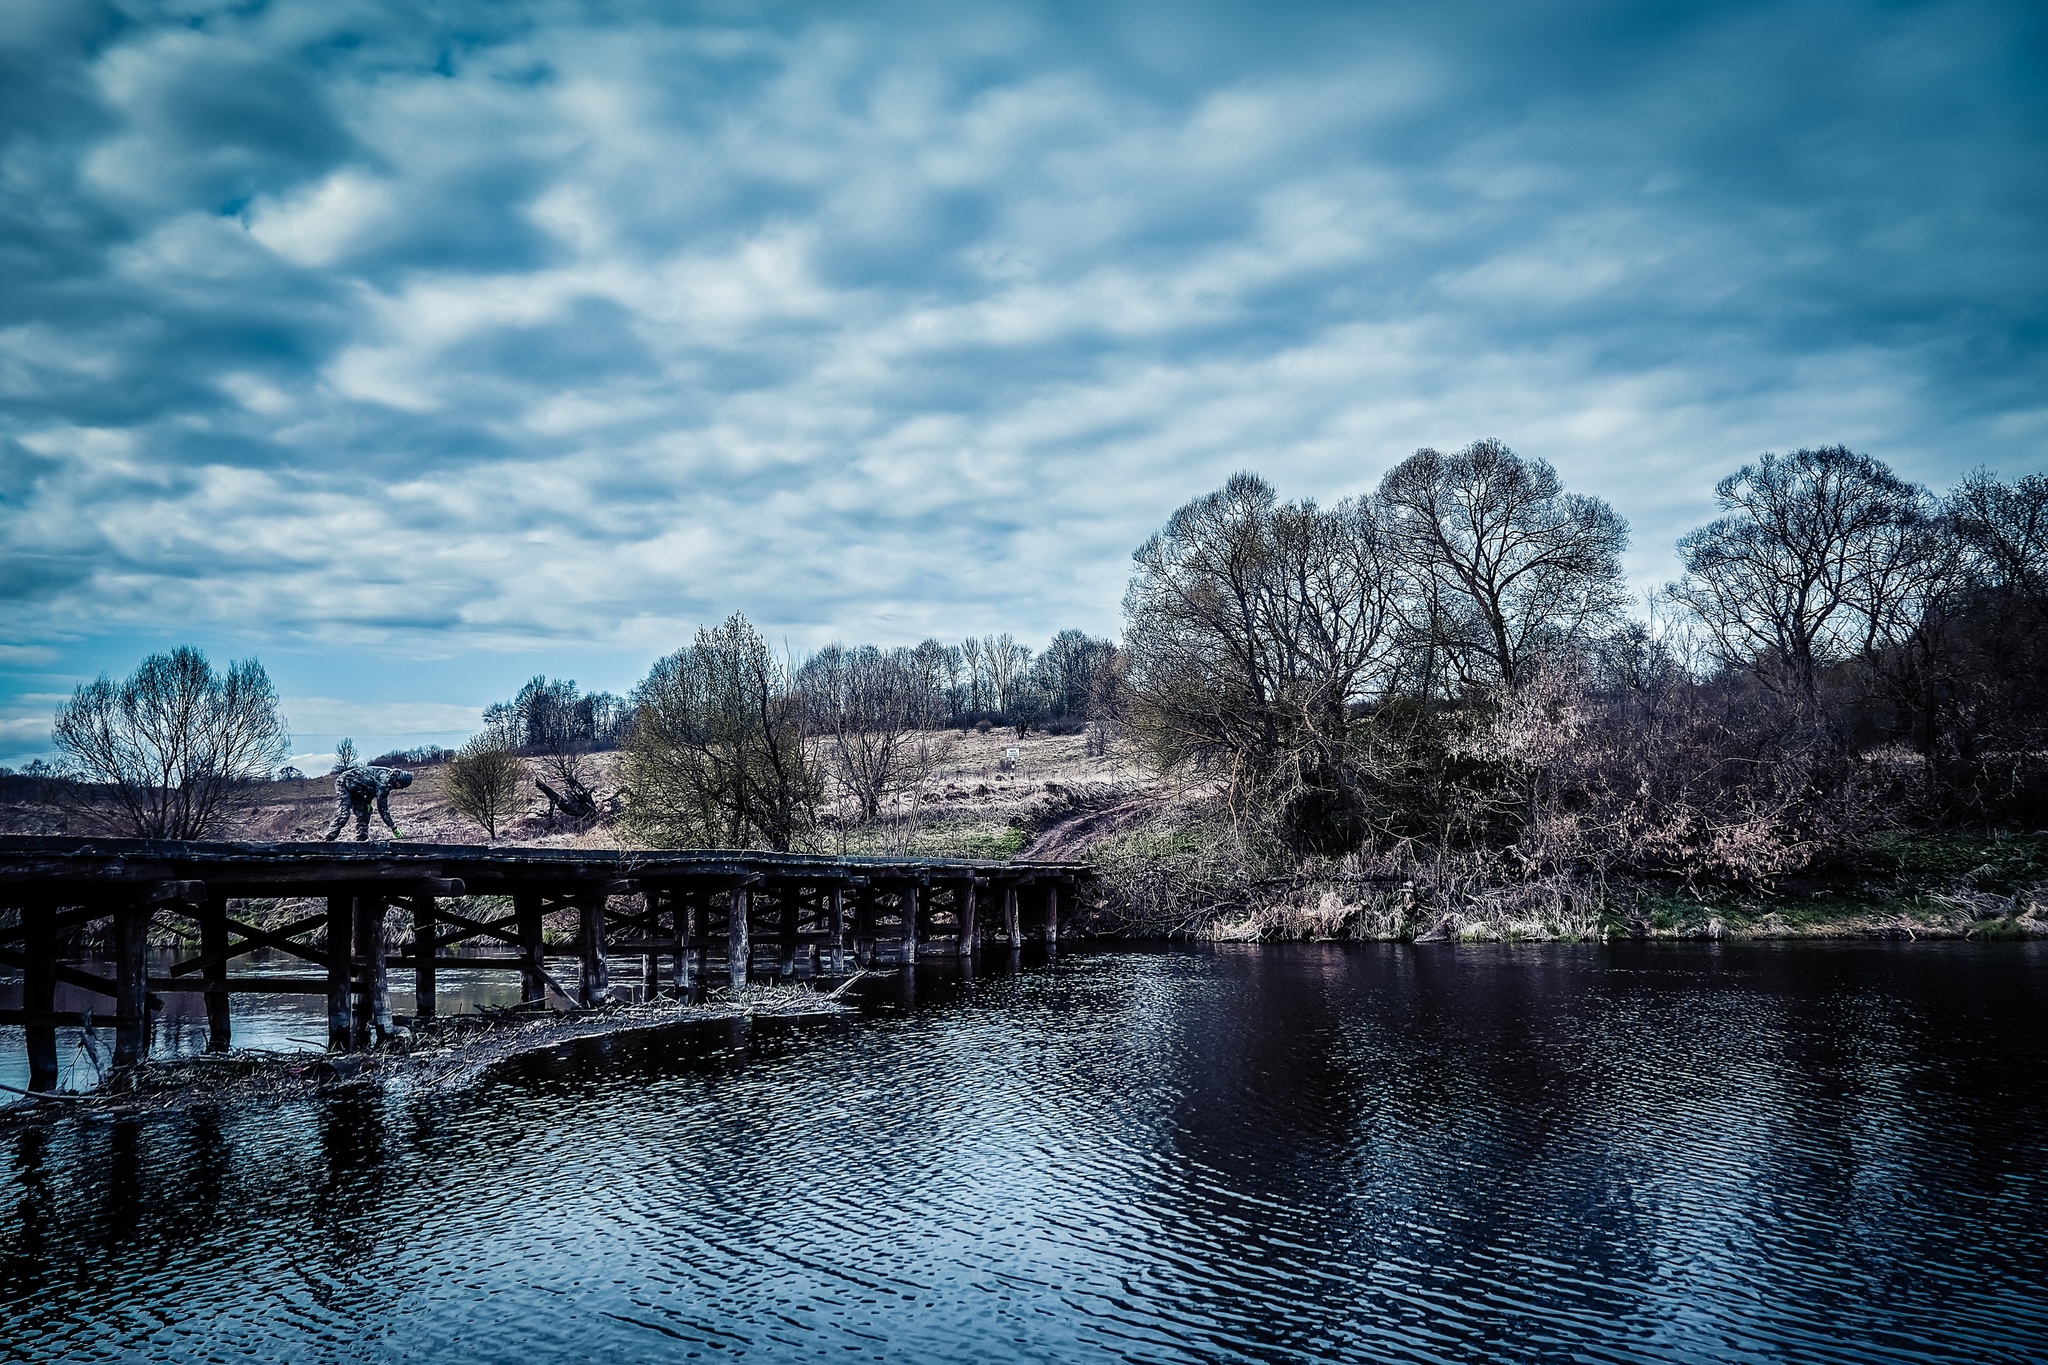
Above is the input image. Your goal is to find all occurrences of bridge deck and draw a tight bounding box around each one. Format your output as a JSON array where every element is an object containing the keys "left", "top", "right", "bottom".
[{"left": 0, "top": 836, "right": 1090, "bottom": 1089}]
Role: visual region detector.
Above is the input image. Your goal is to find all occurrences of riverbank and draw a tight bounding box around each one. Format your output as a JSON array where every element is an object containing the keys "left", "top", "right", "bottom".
[
  {"left": 0, "top": 980, "right": 863, "bottom": 1126},
  {"left": 1062, "top": 800, "right": 2048, "bottom": 943}
]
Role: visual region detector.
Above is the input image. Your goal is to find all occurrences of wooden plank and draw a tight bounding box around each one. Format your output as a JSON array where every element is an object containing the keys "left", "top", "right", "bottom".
[
  {"left": 147, "top": 976, "right": 330, "bottom": 995},
  {"left": 0, "top": 1008, "right": 101, "bottom": 1027}
]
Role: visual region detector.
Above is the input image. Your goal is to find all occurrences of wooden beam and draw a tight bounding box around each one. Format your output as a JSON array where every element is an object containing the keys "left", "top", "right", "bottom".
[
  {"left": 113, "top": 902, "right": 149, "bottom": 1068},
  {"left": 515, "top": 891, "right": 545, "bottom": 1007},
  {"left": 200, "top": 894, "right": 230, "bottom": 1052},
  {"left": 327, "top": 894, "right": 352, "bottom": 1051},
  {"left": 777, "top": 894, "right": 798, "bottom": 980},
  {"left": 727, "top": 885, "right": 749, "bottom": 992},
  {"left": 413, "top": 894, "right": 436, "bottom": 1022},
  {"left": 167, "top": 910, "right": 329, "bottom": 977},
  {"left": 146, "top": 976, "right": 330, "bottom": 995},
  {"left": 901, "top": 883, "right": 918, "bottom": 965},
  {"left": 578, "top": 892, "right": 608, "bottom": 1007},
  {"left": 430, "top": 906, "right": 524, "bottom": 952},
  {"left": 956, "top": 880, "right": 977, "bottom": 959},
  {"left": 22, "top": 903, "right": 55, "bottom": 1091},
  {"left": 828, "top": 883, "right": 845, "bottom": 974},
  {"left": 0, "top": 947, "right": 160, "bottom": 1008}
]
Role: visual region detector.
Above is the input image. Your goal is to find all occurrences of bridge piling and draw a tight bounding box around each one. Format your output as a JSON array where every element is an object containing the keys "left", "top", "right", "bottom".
[
  {"left": 956, "top": 881, "right": 977, "bottom": 958},
  {"left": 514, "top": 892, "right": 545, "bottom": 1007},
  {"left": 578, "top": 893, "right": 608, "bottom": 1007},
  {"left": 828, "top": 885, "right": 846, "bottom": 974},
  {"left": 1004, "top": 885, "right": 1020, "bottom": 948},
  {"left": 727, "top": 887, "right": 750, "bottom": 991},
  {"left": 113, "top": 903, "right": 148, "bottom": 1068},
  {"left": 326, "top": 895, "right": 351, "bottom": 1051},
  {"left": 201, "top": 895, "right": 230, "bottom": 1052},
  {"left": 413, "top": 895, "right": 437, "bottom": 1023},
  {"left": 777, "top": 892, "right": 798, "bottom": 980},
  {"left": 23, "top": 904, "right": 56, "bottom": 1091}
]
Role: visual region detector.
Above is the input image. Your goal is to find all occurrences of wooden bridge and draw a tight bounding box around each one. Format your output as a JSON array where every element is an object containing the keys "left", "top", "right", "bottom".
[{"left": 0, "top": 835, "right": 1091, "bottom": 1093}]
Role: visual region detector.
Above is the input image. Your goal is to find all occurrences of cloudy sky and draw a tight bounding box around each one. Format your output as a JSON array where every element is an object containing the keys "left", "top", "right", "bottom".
[{"left": 2, "top": 0, "right": 2042, "bottom": 765}]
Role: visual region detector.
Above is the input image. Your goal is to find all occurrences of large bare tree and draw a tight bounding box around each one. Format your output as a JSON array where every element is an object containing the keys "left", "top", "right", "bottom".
[
  {"left": 1668, "top": 445, "right": 1933, "bottom": 697},
  {"left": 52, "top": 645, "right": 291, "bottom": 839},
  {"left": 1378, "top": 439, "right": 1630, "bottom": 690},
  {"left": 1123, "top": 472, "right": 1402, "bottom": 852}
]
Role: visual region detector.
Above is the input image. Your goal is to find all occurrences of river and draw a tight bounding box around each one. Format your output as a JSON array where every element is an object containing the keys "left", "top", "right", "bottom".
[{"left": 2, "top": 941, "right": 2044, "bottom": 1363}]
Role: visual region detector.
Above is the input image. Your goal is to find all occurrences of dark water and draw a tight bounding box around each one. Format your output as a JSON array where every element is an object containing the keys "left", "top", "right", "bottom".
[{"left": 2, "top": 942, "right": 2045, "bottom": 1364}]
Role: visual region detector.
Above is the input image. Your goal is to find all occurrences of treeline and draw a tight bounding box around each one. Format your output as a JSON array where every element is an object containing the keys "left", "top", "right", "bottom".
[
  {"left": 438, "top": 630, "right": 1120, "bottom": 842},
  {"left": 1120, "top": 441, "right": 2047, "bottom": 886},
  {"left": 28, "top": 437, "right": 2043, "bottom": 880}
]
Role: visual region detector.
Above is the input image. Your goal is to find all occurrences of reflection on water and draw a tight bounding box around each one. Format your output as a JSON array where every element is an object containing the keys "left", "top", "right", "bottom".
[
  {"left": 1, "top": 942, "right": 2045, "bottom": 1363},
  {"left": 0, "top": 951, "right": 633, "bottom": 1092}
]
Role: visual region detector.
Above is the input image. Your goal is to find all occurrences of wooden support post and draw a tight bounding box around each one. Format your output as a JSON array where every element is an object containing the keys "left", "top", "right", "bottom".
[
  {"left": 727, "top": 886, "right": 750, "bottom": 992},
  {"left": 777, "top": 891, "right": 798, "bottom": 980},
  {"left": 327, "top": 895, "right": 353, "bottom": 1051},
  {"left": 671, "top": 890, "right": 693, "bottom": 999},
  {"left": 578, "top": 893, "right": 608, "bottom": 1007},
  {"left": 1003, "top": 884, "right": 1021, "bottom": 948},
  {"left": 413, "top": 895, "right": 437, "bottom": 1023},
  {"left": 201, "top": 894, "right": 231, "bottom": 1053},
  {"left": 113, "top": 902, "right": 149, "bottom": 1068},
  {"left": 901, "top": 884, "right": 918, "bottom": 965},
  {"left": 515, "top": 891, "right": 545, "bottom": 1007},
  {"left": 22, "top": 903, "right": 57, "bottom": 1091},
  {"left": 1043, "top": 882, "right": 1060, "bottom": 945},
  {"left": 854, "top": 887, "right": 876, "bottom": 966},
  {"left": 828, "top": 884, "right": 846, "bottom": 974},
  {"left": 956, "top": 881, "right": 977, "bottom": 958},
  {"left": 641, "top": 890, "right": 662, "bottom": 1002},
  {"left": 353, "top": 894, "right": 390, "bottom": 1046}
]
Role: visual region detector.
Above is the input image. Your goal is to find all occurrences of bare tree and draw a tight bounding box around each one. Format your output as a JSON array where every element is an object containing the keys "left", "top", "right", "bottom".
[
  {"left": 622, "top": 613, "right": 821, "bottom": 850},
  {"left": 1668, "top": 445, "right": 1933, "bottom": 697},
  {"left": 444, "top": 732, "right": 525, "bottom": 840},
  {"left": 985, "top": 633, "right": 1031, "bottom": 715},
  {"left": 797, "top": 643, "right": 924, "bottom": 821},
  {"left": 1378, "top": 439, "right": 1630, "bottom": 690},
  {"left": 1123, "top": 472, "right": 1402, "bottom": 853},
  {"left": 51, "top": 646, "right": 290, "bottom": 839},
  {"left": 959, "top": 636, "right": 988, "bottom": 714}
]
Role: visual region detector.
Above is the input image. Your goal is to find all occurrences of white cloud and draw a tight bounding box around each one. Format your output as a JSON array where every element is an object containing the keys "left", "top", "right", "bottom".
[
  {"left": 246, "top": 168, "right": 397, "bottom": 268},
  {"left": 0, "top": 0, "right": 2040, "bottom": 720}
]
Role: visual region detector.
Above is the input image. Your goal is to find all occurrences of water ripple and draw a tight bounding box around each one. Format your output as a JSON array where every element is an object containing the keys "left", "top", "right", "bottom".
[{"left": 3, "top": 942, "right": 2046, "bottom": 1362}]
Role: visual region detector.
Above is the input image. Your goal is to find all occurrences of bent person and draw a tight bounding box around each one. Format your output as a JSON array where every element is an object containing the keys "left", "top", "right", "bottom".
[{"left": 322, "top": 763, "right": 415, "bottom": 841}]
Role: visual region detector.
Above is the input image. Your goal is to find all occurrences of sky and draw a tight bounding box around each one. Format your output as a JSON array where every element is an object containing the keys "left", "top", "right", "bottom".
[{"left": 2, "top": 0, "right": 2043, "bottom": 767}]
